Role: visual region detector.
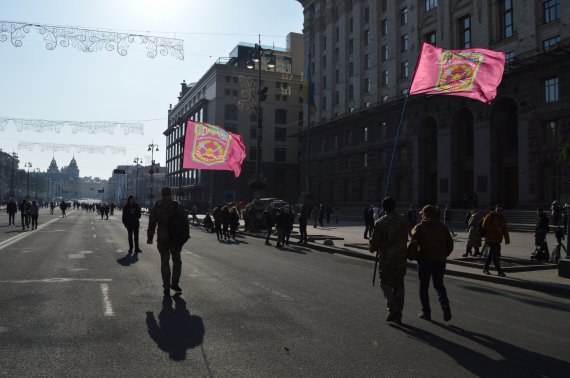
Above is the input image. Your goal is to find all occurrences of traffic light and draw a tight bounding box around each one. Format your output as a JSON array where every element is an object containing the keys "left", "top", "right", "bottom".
[{"left": 258, "top": 86, "right": 268, "bottom": 102}]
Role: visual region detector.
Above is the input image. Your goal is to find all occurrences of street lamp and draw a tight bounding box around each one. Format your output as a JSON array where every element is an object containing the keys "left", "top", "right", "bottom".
[
  {"left": 133, "top": 156, "right": 142, "bottom": 200},
  {"left": 246, "top": 36, "right": 275, "bottom": 198},
  {"left": 25, "top": 162, "right": 32, "bottom": 199},
  {"left": 34, "top": 168, "right": 40, "bottom": 199},
  {"left": 9, "top": 152, "right": 18, "bottom": 198},
  {"left": 148, "top": 142, "right": 159, "bottom": 207}
]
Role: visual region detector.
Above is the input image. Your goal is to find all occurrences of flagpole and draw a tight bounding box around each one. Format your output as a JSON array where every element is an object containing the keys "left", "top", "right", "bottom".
[{"left": 372, "top": 91, "right": 410, "bottom": 286}]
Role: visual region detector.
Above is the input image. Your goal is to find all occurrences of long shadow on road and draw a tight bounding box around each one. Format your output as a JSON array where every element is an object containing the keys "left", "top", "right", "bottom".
[
  {"left": 116, "top": 252, "right": 139, "bottom": 266},
  {"left": 146, "top": 294, "right": 205, "bottom": 361},
  {"left": 390, "top": 322, "right": 570, "bottom": 376}
]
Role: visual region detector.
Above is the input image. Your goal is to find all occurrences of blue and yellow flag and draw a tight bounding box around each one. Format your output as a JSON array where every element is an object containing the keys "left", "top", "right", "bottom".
[{"left": 300, "top": 64, "right": 317, "bottom": 114}]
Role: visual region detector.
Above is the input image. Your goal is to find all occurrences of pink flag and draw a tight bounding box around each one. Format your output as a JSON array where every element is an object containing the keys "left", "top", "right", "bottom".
[
  {"left": 409, "top": 43, "right": 505, "bottom": 104},
  {"left": 182, "top": 121, "right": 246, "bottom": 178}
]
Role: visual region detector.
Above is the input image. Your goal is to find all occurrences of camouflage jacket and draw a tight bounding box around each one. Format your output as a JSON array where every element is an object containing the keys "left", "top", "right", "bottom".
[
  {"left": 369, "top": 212, "right": 407, "bottom": 260},
  {"left": 147, "top": 198, "right": 175, "bottom": 241}
]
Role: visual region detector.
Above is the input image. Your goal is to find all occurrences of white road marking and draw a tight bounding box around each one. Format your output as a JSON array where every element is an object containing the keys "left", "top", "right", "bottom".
[
  {"left": 252, "top": 281, "right": 293, "bottom": 301},
  {"left": 184, "top": 250, "right": 203, "bottom": 259},
  {"left": 0, "top": 278, "right": 112, "bottom": 284},
  {"left": 100, "top": 283, "right": 114, "bottom": 316},
  {"left": 68, "top": 250, "right": 93, "bottom": 259},
  {"left": 0, "top": 217, "right": 62, "bottom": 251}
]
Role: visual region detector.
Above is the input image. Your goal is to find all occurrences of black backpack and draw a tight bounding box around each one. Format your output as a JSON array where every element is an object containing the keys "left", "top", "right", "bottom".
[{"left": 168, "top": 202, "right": 190, "bottom": 246}]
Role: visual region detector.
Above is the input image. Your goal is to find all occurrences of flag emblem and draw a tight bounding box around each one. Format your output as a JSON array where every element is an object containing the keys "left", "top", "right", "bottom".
[
  {"left": 191, "top": 123, "right": 230, "bottom": 166},
  {"left": 434, "top": 51, "right": 484, "bottom": 93}
]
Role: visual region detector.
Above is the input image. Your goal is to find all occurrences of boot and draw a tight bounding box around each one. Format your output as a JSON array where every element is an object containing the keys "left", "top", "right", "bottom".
[{"left": 442, "top": 305, "right": 452, "bottom": 322}]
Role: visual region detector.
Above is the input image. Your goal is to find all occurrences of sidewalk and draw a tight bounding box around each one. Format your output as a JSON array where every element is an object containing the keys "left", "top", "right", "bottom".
[{"left": 190, "top": 215, "right": 570, "bottom": 298}]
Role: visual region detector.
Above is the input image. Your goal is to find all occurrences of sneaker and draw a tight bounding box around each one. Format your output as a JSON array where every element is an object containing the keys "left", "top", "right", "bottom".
[
  {"left": 498, "top": 271, "right": 506, "bottom": 277},
  {"left": 418, "top": 311, "right": 431, "bottom": 321},
  {"left": 170, "top": 284, "right": 182, "bottom": 292},
  {"left": 442, "top": 306, "right": 452, "bottom": 322},
  {"left": 386, "top": 311, "right": 402, "bottom": 324},
  {"left": 483, "top": 269, "right": 491, "bottom": 275}
]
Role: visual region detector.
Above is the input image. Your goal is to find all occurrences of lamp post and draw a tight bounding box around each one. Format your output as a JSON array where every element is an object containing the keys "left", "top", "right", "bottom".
[
  {"left": 133, "top": 156, "right": 142, "bottom": 200},
  {"left": 148, "top": 142, "right": 159, "bottom": 207},
  {"left": 25, "top": 162, "right": 32, "bottom": 199},
  {"left": 34, "top": 168, "right": 40, "bottom": 199},
  {"left": 9, "top": 152, "right": 18, "bottom": 198},
  {"left": 246, "top": 36, "right": 275, "bottom": 198}
]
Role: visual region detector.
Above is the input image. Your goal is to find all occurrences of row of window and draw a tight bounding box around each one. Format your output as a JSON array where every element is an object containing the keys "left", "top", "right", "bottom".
[
  {"left": 225, "top": 105, "right": 289, "bottom": 124},
  {"left": 248, "top": 147, "right": 287, "bottom": 163}
]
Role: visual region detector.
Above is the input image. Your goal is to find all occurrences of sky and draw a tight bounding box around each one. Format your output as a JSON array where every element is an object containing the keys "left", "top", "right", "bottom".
[{"left": 0, "top": 0, "right": 303, "bottom": 179}]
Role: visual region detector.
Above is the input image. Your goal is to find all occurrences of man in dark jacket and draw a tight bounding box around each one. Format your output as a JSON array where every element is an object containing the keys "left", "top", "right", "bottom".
[
  {"left": 298, "top": 204, "right": 308, "bottom": 245},
  {"left": 363, "top": 204, "right": 374, "bottom": 239},
  {"left": 411, "top": 205, "right": 454, "bottom": 322},
  {"left": 263, "top": 208, "right": 275, "bottom": 246},
  {"left": 147, "top": 187, "right": 184, "bottom": 296},
  {"left": 122, "top": 195, "right": 142, "bottom": 253},
  {"left": 482, "top": 204, "right": 510, "bottom": 277},
  {"left": 7, "top": 198, "right": 17, "bottom": 226}
]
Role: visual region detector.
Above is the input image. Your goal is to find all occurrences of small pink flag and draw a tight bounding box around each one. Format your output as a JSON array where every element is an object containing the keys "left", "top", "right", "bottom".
[
  {"left": 410, "top": 43, "right": 505, "bottom": 104},
  {"left": 182, "top": 121, "right": 246, "bottom": 177}
]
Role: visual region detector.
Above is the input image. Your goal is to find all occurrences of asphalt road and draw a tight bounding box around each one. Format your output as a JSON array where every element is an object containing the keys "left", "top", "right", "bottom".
[{"left": 0, "top": 208, "right": 569, "bottom": 377}]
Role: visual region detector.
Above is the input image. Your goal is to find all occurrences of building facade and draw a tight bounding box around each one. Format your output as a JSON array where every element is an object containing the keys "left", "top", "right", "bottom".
[
  {"left": 165, "top": 33, "right": 305, "bottom": 210},
  {"left": 298, "top": 0, "right": 569, "bottom": 208}
]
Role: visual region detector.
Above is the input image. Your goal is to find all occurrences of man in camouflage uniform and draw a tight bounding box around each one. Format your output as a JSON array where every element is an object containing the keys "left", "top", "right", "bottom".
[
  {"left": 369, "top": 196, "right": 408, "bottom": 324},
  {"left": 147, "top": 187, "right": 183, "bottom": 296}
]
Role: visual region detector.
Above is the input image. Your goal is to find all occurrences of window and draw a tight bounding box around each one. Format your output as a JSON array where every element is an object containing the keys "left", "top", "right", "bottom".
[
  {"left": 364, "top": 30, "right": 370, "bottom": 46},
  {"left": 225, "top": 76, "right": 231, "bottom": 83},
  {"left": 459, "top": 15, "right": 471, "bottom": 48},
  {"left": 349, "top": 39, "right": 354, "bottom": 54},
  {"left": 225, "top": 89, "right": 231, "bottom": 96},
  {"left": 232, "top": 89, "right": 238, "bottom": 96},
  {"left": 322, "top": 54, "right": 327, "bottom": 67},
  {"left": 544, "top": 0, "right": 560, "bottom": 24},
  {"left": 275, "top": 127, "right": 287, "bottom": 141},
  {"left": 365, "top": 7, "right": 369, "bottom": 23},
  {"left": 542, "top": 120, "right": 559, "bottom": 144},
  {"left": 425, "top": 0, "right": 437, "bottom": 12},
  {"left": 544, "top": 77, "right": 559, "bottom": 103},
  {"left": 382, "top": 20, "right": 388, "bottom": 36},
  {"left": 401, "top": 8, "right": 408, "bottom": 25},
  {"left": 335, "top": 90, "right": 339, "bottom": 105},
  {"left": 363, "top": 153, "right": 368, "bottom": 168},
  {"left": 335, "top": 69, "right": 340, "bottom": 83},
  {"left": 401, "top": 61, "right": 409, "bottom": 78},
  {"left": 275, "top": 109, "right": 287, "bottom": 124},
  {"left": 335, "top": 48, "right": 339, "bottom": 62},
  {"left": 349, "top": 62, "right": 354, "bottom": 76},
  {"left": 401, "top": 34, "right": 409, "bottom": 52},
  {"left": 426, "top": 31, "right": 437, "bottom": 45},
  {"left": 275, "top": 94, "right": 281, "bottom": 101},
  {"left": 505, "top": 51, "right": 515, "bottom": 64},
  {"left": 364, "top": 54, "right": 370, "bottom": 69},
  {"left": 275, "top": 148, "right": 286, "bottom": 162},
  {"left": 224, "top": 104, "right": 238, "bottom": 120},
  {"left": 499, "top": 0, "right": 514, "bottom": 39},
  {"left": 364, "top": 78, "right": 370, "bottom": 93},
  {"left": 363, "top": 126, "right": 369, "bottom": 142},
  {"left": 543, "top": 35, "right": 560, "bottom": 50},
  {"left": 382, "top": 70, "right": 389, "bottom": 86},
  {"left": 382, "top": 0, "right": 387, "bottom": 12},
  {"left": 322, "top": 75, "right": 327, "bottom": 89},
  {"left": 323, "top": 36, "right": 327, "bottom": 49},
  {"left": 349, "top": 85, "right": 354, "bottom": 99},
  {"left": 322, "top": 96, "right": 327, "bottom": 110},
  {"left": 349, "top": 17, "right": 353, "bottom": 33},
  {"left": 335, "top": 27, "right": 339, "bottom": 42},
  {"left": 250, "top": 125, "right": 257, "bottom": 139},
  {"left": 382, "top": 44, "right": 388, "bottom": 61}
]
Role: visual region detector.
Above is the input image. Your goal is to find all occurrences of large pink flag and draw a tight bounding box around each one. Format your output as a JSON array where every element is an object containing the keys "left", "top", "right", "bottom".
[
  {"left": 182, "top": 121, "right": 246, "bottom": 177},
  {"left": 409, "top": 43, "right": 505, "bottom": 104}
]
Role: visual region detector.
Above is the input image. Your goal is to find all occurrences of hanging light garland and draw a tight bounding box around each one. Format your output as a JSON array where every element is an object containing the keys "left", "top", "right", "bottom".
[
  {"left": 0, "top": 117, "right": 144, "bottom": 135},
  {"left": 18, "top": 141, "right": 127, "bottom": 154},
  {"left": 237, "top": 75, "right": 257, "bottom": 114},
  {"left": 0, "top": 20, "right": 184, "bottom": 60}
]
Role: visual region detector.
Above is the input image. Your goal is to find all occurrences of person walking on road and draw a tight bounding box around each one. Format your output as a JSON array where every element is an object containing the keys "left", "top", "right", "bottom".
[
  {"left": 311, "top": 206, "right": 319, "bottom": 228},
  {"left": 20, "top": 200, "right": 30, "bottom": 230},
  {"left": 411, "top": 205, "right": 454, "bottom": 322},
  {"left": 60, "top": 201, "right": 67, "bottom": 218},
  {"left": 30, "top": 200, "right": 39, "bottom": 230},
  {"left": 147, "top": 187, "right": 185, "bottom": 296},
  {"left": 464, "top": 207, "right": 482, "bottom": 257},
  {"left": 298, "top": 204, "right": 308, "bottom": 245},
  {"left": 7, "top": 198, "right": 17, "bottom": 226},
  {"left": 123, "top": 195, "right": 142, "bottom": 254},
  {"left": 482, "top": 204, "right": 510, "bottom": 277},
  {"left": 369, "top": 196, "right": 408, "bottom": 324},
  {"left": 363, "top": 204, "right": 374, "bottom": 239},
  {"left": 263, "top": 208, "right": 275, "bottom": 246}
]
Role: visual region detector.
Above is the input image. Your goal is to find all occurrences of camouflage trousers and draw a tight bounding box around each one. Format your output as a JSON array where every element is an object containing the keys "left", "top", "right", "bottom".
[
  {"left": 157, "top": 239, "right": 183, "bottom": 288},
  {"left": 378, "top": 254, "right": 407, "bottom": 315}
]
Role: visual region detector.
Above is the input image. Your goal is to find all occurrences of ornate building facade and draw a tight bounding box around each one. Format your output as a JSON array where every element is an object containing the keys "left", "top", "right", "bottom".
[{"left": 297, "top": 0, "right": 569, "bottom": 208}]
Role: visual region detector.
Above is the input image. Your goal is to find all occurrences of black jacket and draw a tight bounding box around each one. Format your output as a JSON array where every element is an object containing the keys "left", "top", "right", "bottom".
[{"left": 122, "top": 202, "right": 141, "bottom": 228}]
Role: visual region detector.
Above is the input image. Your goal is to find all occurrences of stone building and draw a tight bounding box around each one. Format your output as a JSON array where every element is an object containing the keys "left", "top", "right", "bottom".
[
  {"left": 297, "top": 0, "right": 569, "bottom": 208},
  {"left": 165, "top": 33, "right": 304, "bottom": 210}
]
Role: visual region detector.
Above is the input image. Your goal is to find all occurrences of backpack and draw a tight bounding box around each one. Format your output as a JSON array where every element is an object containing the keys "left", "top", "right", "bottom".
[{"left": 168, "top": 201, "right": 190, "bottom": 246}]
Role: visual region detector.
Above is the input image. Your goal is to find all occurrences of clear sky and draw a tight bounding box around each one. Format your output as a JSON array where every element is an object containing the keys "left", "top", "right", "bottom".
[{"left": 0, "top": 0, "right": 303, "bottom": 178}]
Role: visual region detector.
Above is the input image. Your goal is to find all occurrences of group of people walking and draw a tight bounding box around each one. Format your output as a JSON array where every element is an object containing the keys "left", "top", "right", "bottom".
[{"left": 5, "top": 198, "right": 40, "bottom": 230}]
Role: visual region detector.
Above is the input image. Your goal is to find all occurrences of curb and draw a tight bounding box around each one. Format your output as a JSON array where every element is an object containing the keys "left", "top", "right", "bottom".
[{"left": 232, "top": 228, "right": 570, "bottom": 298}]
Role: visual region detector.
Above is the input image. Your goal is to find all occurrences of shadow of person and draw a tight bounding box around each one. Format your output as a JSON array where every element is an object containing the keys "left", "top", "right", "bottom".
[
  {"left": 431, "top": 322, "right": 570, "bottom": 377},
  {"left": 116, "top": 252, "right": 139, "bottom": 267},
  {"left": 146, "top": 294, "right": 205, "bottom": 361}
]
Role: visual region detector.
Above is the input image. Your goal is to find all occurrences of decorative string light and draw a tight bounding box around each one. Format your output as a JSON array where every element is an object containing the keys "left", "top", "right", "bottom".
[
  {"left": 237, "top": 75, "right": 257, "bottom": 114},
  {"left": 0, "top": 20, "right": 184, "bottom": 60},
  {"left": 18, "top": 141, "right": 127, "bottom": 154},
  {"left": 0, "top": 117, "right": 144, "bottom": 135}
]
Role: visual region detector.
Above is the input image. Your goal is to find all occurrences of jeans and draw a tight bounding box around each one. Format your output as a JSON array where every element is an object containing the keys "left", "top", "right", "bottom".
[
  {"left": 8, "top": 212, "right": 15, "bottom": 225},
  {"left": 157, "top": 239, "right": 182, "bottom": 288},
  {"left": 484, "top": 243, "right": 503, "bottom": 272},
  {"left": 417, "top": 259, "right": 449, "bottom": 314}
]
